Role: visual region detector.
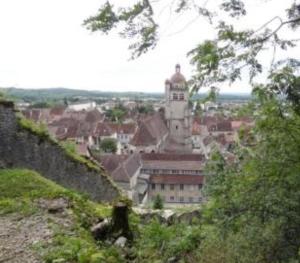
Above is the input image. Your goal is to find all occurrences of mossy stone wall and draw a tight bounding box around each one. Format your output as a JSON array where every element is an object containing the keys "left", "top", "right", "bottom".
[{"left": 0, "top": 103, "right": 119, "bottom": 202}]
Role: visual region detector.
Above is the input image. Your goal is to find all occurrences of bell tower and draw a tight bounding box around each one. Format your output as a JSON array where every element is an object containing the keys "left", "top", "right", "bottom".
[{"left": 164, "top": 64, "right": 192, "bottom": 148}]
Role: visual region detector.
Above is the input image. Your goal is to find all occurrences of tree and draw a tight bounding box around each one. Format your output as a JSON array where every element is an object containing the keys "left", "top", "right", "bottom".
[
  {"left": 199, "top": 89, "right": 300, "bottom": 262},
  {"left": 100, "top": 138, "right": 118, "bottom": 153},
  {"left": 83, "top": 1, "right": 300, "bottom": 262},
  {"left": 153, "top": 194, "right": 164, "bottom": 210},
  {"left": 105, "top": 104, "right": 127, "bottom": 123},
  {"left": 136, "top": 104, "right": 154, "bottom": 114},
  {"left": 84, "top": 1, "right": 300, "bottom": 95}
]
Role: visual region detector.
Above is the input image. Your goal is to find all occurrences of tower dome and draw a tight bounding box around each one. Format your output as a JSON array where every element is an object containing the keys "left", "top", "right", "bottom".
[{"left": 170, "top": 64, "right": 186, "bottom": 86}]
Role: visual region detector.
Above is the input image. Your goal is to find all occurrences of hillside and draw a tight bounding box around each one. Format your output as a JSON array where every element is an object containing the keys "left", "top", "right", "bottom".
[
  {"left": 0, "top": 169, "right": 204, "bottom": 263},
  {"left": 0, "top": 87, "right": 251, "bottom": 103},
  {"left": 0, "top": 169, "right": 119, "bottom": 263}
]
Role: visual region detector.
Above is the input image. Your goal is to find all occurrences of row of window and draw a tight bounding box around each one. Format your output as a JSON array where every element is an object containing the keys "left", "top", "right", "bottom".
[
  {"left": 151, "top": 183, "right": 203, "bottom": 191},
  {"left": 141, "top": 169, "right": 202, "bottom": 175},
  {"left": 152, "top": 195, "right": 203, "bottom": 203},
  {"left": 172, "top": 93, "right": 185, "bottom": 100}
]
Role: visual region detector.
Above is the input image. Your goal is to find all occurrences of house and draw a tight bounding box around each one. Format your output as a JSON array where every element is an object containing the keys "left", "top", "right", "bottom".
[
  {"left": 98, "top": 153, "right": 142, "bottom": 200},
  {"left": 129, "top": 113, "right": 168, "bottom": 153},
  {"left": 109, "top": 123, "right": 137, "bottom": 147},
  {"left": 68, "top": 101, "right": 96, "bottom": 111},
  {"left": 92, "top": 122, "right": 137, "bottom": 154}
]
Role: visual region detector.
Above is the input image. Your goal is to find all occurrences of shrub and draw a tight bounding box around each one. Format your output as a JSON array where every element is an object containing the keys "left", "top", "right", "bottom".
[
  {"left": 153, "top": 195, "right": 163, "bottom": 210},
  {"left": 100, "top": 138, "right": 117, "bottom": 153}
]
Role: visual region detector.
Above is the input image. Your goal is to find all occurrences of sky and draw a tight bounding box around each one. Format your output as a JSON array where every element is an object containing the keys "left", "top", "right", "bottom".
[{"left": 0, "top": 0, "right": 298, "bottom": 94}]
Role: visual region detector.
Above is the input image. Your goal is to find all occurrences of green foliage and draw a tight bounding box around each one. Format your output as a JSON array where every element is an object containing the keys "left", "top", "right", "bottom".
[
  {"left": 105, "top": 104, "right": 127, "bottom": 123},
  {"left": 0, "top": 169, "right": 112, "bottom": 218},
  {"left": 30, "top": 101, "right": 53, "bottom": 108},
  {"left": 136, "top": 104, "right": 154, "bottom": 114},
  {"left": 83, "top": 1, "right": 158, "bottom": 58},
  {"left": 100, "top": 138, "right": 117, "bottom": 153},
  {"left": 0, "top": 169, "right": 65, "bottom": 200},
  {"left": 133, "top": 219, "right": 202, "bottom": 262},
  {"left": 152, "top": 194, "right": 164, "bottom": 210},
  {"left": 43, "top": 235, "right": 97, "bottom": 263},
  {"left": 199, "top": 85, "right": 300, "bottom": 262}
]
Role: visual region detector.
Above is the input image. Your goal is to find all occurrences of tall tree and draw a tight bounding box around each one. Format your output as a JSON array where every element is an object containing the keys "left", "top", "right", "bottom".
[{"left": 84, "top": 0, "right": 300, "bottom": 94}]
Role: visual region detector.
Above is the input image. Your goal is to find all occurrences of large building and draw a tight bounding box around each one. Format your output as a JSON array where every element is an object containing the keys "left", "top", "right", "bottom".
[
  {"left": 141, "top": 153, "right": 205, "bottom": 205},
  {"left": 164, "top": 64, "right": 193, "bottom": 151}
]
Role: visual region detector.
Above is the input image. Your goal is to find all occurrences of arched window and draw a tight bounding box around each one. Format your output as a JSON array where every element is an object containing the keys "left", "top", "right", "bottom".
[{"left": 173, "top": 93, "right": 178, "bottom": 100}]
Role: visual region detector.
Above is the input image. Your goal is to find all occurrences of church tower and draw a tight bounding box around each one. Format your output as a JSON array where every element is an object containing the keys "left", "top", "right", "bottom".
[{"left": 164, "top": 64, "right": 192, "bottom": 149}]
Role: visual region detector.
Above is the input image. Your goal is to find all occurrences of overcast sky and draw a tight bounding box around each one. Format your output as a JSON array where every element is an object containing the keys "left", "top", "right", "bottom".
[{"left": 0, "top": 0, "right": 298, "bottom": 94}]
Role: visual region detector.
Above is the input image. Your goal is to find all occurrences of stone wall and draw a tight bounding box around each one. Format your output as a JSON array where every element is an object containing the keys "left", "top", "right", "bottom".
[{"left": 0, "top": 102, "right": 120, "bottom": 202}]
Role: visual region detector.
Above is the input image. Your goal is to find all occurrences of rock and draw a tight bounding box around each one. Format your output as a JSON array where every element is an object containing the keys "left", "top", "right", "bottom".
[
  {"left": 162, "top": 210, "right": 176, "bottom": 225},
  {"left": 37, "top": 198, "right": 69, "bottom": 214},
  {"left": 114, "top": 236, "right": 127, "bottom": 248},
  {"left": 91, "top": 218, "right": 110, "bottom": 240},
  {"left": 177, "top": 209, "right": 201, "bottom": 224},
  {"left": 133, "top": 207, "right": 201, "bottom": 225},
  {"left": 167, "top": 256, "right": 177, "bottom": 263}
]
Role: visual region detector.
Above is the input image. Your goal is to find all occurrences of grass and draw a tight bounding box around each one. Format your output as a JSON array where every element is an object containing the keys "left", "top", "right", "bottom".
[
  {"left": 0, "top": 168, "right": 126, "bottom": 262},
  {"left": 0, "top": 168, "right": 112, "bottom": 218}
]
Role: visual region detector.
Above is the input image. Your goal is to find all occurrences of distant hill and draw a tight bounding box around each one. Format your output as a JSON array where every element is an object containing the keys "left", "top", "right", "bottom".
[
  {"left": 0, "top": 87, "right": 251, "bottom": 103},
  {"left": 0, "top": 87, "right": 163, "bottom": 102}
]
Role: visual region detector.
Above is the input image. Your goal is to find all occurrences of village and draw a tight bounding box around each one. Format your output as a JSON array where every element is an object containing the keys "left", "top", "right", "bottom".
[{"left": 18, "top": 65, "right": 254, "bottom": 207}]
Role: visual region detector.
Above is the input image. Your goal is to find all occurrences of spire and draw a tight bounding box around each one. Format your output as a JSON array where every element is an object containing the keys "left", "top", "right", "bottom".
[{"left": 175, "top": 64, "right": 181, "bottom": 73}]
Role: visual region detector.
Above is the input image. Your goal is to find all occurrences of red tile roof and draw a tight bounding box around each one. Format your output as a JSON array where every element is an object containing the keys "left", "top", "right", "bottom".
[
  {"left": 141, "top": 153, "right": 204, "bottom": 161},
  {"left": 109, "top": 123, "right": 137, "bottom": 134},
  {"left": 99, "top": 154, "right": 129, "bottom": 173},
  {"left": 110, "top": 153, "right": 141, "bottom": 183},
  {"left": 50, "top": 106, "right": 66, "bottom": 116},
  {"left": 130, "top": 113, "right": 168, "bottom": 146},
  {"left": 94, "top": 122, "right": 113, "bottom": 137},
  {"left": 85, "top": 109, "right": 104, "bottom": 123}
]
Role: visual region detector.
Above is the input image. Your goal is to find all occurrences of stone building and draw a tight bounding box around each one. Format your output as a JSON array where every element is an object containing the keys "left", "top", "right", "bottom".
[
  {"left": 140, "top": 153, "right": 205, "bottom": 205},
  {"left": 164, "top": 64, "right": 193, "bottom": 151}
]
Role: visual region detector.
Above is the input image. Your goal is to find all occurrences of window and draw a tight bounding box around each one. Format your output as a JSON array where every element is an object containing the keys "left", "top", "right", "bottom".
[
  {"left": 198, "top": 184, "right": 203, "bottom": 190},
  {"left": 180, "top": 184, "right": 184, "bottom": 190},
  {"left": 161, "top": 184, "right": 165, "bottom": 190},
  {"left": 173, "top": 93, "right": 178, "bottom": 100},
  {"left": 175, "top": 125, "right": 178, "bottom": 130},
  {"left": 198, "top": 197, "right": 203, "bottom": 202},
  {"left": 179, "top": 196, "right": 184, "bottom": 202},
  {"left": 170, "top": 184, "right": 174, "bottom": 190},
  {"left": 152, "top": 183, "right": 156, "bottom": 190},
  {"left": 170, "top": 196, "right": 175, "bottom": 201},
  {"left": 179, "top": 93, "right": 184, "bottom": 100}
]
